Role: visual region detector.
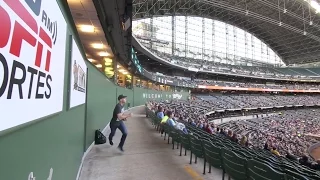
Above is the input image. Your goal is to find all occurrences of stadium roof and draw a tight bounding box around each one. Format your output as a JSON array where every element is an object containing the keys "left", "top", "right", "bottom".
[{"left": 132, "top": 0, "right": 320, "bottom": 65}]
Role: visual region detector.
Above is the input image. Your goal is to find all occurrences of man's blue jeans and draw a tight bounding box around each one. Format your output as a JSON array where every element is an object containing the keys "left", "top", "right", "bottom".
[{"left": 109, "top": 121, "right": 128, "bottom": 148}]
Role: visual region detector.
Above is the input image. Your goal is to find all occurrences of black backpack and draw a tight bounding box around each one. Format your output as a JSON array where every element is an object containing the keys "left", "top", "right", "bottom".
[{"left": 95, "top": 129, "right": 106, "bottom": 144}]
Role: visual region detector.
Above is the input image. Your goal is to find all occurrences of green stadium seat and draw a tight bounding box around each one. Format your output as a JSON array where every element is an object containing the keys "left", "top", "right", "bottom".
[
  {"left": 202, "top": 139, "right": 225, "bottom": 177},
  {"left": 283, "top": 168, "right": 309, "bottom": 180},
  {"left": 221, "top": 148, "right": 248, "bottom": 180},
  {"left": 189, "top": 135, "right": 204, "bottom": 164},
  {"left": 170, "top": 128, "right": 182, "bottom": 150},
  {"left": 180, "top": 131, "right": 191, "bottom": 156},
  {"left": 247, "top": 159, "right": 286, "bottom": 180}
]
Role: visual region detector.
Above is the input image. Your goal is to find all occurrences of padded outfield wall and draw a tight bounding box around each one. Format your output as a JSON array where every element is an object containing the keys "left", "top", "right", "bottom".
[{"left": 0, "top": 0, "right": 189, "bottom": 179}]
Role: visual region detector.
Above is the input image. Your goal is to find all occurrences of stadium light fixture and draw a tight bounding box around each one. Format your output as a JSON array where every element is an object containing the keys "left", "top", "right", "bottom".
[
  {"left": 105, "top": 62, "right": 112, "bottom": 66},
  {"left": 91, "top": 43, "right": 104, "bottom": 49},
  {"left": 98, "top": 51, "right": 111, "bottom": 56},
  {"left": 79, "top": 25, "right": 95, "bottom": 33},
  {"left": 88, "top": 58, "right": 95, "bottom": 62},
  {"left": 104, "top": 57, "right": 112, "bottom": 63},
  {"left": 105, "top": 67, "right": 113, "bottom": 70},
  {"left": 310, "top": 0, "right": 320, "bottom": 13}
]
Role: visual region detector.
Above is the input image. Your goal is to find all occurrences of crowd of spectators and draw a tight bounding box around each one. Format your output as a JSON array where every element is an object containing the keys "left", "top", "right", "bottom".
[
  {"left": 147, "top": 97, "right": 320, "bottom": 170},
  {"left": 145, "top": 73, "right": 320, "bottom": 91},
  {"left": 221, "top": 110, "right": 320, "bottom": 157},
  {"left": 195, "top": 79, "right": 320, "bottom": 90},
  {"left": 195, "top": 94, "right": 320, "bottom": 110},
  {"left": 148, "top": 49, "right": 320, "bottom": 80}
]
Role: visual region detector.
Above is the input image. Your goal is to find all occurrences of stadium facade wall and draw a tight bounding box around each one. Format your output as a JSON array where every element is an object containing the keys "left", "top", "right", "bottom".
[{"left": 0, "top": 1, "right": 190, "bottom": 180}]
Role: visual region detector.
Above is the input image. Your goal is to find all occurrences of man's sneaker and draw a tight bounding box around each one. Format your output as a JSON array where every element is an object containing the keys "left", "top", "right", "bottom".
[
  {"left": 109, "top": 139, "right": 114, "bottom": 146},
  {"left": 118, "top": 146, "right": 124, "bottom": 152}
]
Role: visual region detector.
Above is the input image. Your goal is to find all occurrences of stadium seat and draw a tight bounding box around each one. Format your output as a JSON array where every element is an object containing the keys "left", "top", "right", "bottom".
[
  {"left": 221, "top": 148, "right": 247, "bottom": 180},
  {"left": 189, "top": 135, "right": 204, "bottom": 164},
  {"left": 202, "top": 139, "right": 225, "bottom": 177},
  {"left": 179, "top": 132, "right": 191, "bottom": 156},
  {"left": 247, "top": 159, "right": 286, "bottom": 180}
]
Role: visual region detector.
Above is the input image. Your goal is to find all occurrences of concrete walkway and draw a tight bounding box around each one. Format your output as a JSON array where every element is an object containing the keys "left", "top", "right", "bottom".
[{"left": 79, "top": 106, "right": 224, "bottom": 180}]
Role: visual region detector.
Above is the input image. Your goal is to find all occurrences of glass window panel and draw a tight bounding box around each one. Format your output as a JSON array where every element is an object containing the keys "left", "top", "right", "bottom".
[{"left": 133, "top": 16, "right": 284, "bottom": 66}]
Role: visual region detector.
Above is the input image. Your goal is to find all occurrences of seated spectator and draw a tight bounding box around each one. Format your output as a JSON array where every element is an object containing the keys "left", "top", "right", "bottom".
[
  {"left": 311, "top": 159, "right": 320, "bottom": 171},
  {"left": 240, "top": 136, "right": 247, "bottom": 146},
  {"left": 198, "top": 122, "right": 204, "bottom": 129},
  {"left": 245, "top": 140, "right": 250, "bottom": 147},
  {"left": 155, "top": 105, "right": 161, "bottom": 115},
  {"left": 264, "top": 142, "right": 270, "bottom": 151},
  {"left": 220, "top": 128, "right": 226, "bottom": 136},
  {"left": 190, "top": 120, "right": 196, "bottom": 126},
  {"left": 227, "top": 130, "right": 233, "bottom": 140},
  {"left": 231, "top": 133, "right": 239, "bottom": 143},
  {"left": 299, "top": 155, "right": 313, "bottom": 168},
  {"left": 160, "top": 111, "right": 170, "bottom": 124},
  {"left": 175, "top": 122, "right": 188, "bottom": 134},
  {"left": 167, "top": 113, "right": 176, "bottom": 127},
  {"left": 160, "top": 111, "right": 171, "bottom": 135},
  {"left": 205, "top": 124, "right": 213, "bottom": 134},
  {"left": 286, "top": 150, "right": 298, "bottom": 161},
  {"left": 271, "top": 146, "right": 280, "bottom": 156},
  {"left": 157, "top": 107, "right": 164, "bottom": 119}
]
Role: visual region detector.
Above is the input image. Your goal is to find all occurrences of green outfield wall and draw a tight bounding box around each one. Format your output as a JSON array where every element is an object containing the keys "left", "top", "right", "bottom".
[{"left": 0, "top": 1, "right": 189, "bottom": 180}]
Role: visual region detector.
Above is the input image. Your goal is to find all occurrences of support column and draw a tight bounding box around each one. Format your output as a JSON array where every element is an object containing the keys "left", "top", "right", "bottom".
[
  {"left": 226, "top": 24, "right": 229, "bottom": 60},
  {"left": 267, "top": 47, "right": 270, "bottom": 64},
  {"left": 233, "top": 26, "right": 236, "bottom": 62},
  {"left": 202, "top": 17, "right": 205, "bottom": 60},
  {"left": 245, "top": 31, "right": 248, "bottom": 59},
  {"left": 212, "top": 20, "right": 215, "bottom": 61},
  {"left": 150, "top": 16, "right": 154, "bottom": 49},
  {"left": 172, "top": 16, "right": 175, "bottom": 56},
  {"left": 251, "top": 34, "right": 254, "bottom": 60},
  {"left": 185, "top": 17, "right": 188, "bottom": 58},
  {"left": 261, "top": 41, "right": 263, "bottom": 64}
]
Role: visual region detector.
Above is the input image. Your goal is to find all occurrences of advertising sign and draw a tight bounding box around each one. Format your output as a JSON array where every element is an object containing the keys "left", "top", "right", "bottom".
[
  {"left": 69, "top": 39, "right": 87, "bottom": 108},
  {"left": 172, "top": 93, "right": 183, "bottom": 99},
  {"left": 0, "top": 0, "right": 67, "bottom": 131}
]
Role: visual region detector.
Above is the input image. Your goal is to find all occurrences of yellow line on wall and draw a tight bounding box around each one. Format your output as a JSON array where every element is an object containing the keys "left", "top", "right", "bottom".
[{"left": 184, "top": 165, "right": 204, "bottom": 180}]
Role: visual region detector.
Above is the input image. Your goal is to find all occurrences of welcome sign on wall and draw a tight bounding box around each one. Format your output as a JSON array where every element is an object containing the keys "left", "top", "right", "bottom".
[
  {"left": 0, "top": 0, "right": 67, "bottom": 131},
  {"left": 69, "top": 39, "right": 87, "bottom": 108}
]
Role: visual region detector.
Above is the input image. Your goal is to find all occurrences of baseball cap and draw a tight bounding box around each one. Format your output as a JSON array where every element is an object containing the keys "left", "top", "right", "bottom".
[{"left": 118, "top": 94, "right": 127, "bottom": 101}]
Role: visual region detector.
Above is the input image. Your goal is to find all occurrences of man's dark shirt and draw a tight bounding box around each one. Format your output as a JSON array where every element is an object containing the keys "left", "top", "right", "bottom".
[
  {"left": 286, "top": 153, "right": 298, "bottom": 161},
  {"left": 312, "top": 163, "right": 320, "bottom": 171},
  {"left": 231, "top": 137, "right": 239, "bottom": 143},
  {"left": 111, "top": 103, "right": 124, "bottom": 123},
  {"left": 299, "top": 158, "right": 313, "bottom": 168}
]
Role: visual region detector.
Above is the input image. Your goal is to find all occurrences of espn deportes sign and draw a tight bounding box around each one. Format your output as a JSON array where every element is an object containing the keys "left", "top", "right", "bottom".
[{"left": 0, "top": 0, "right": 67, "bottom": 131}]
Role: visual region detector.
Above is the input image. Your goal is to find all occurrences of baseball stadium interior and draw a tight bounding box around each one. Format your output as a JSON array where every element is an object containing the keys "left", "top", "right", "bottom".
[{"left": 4, "top": 0, "right": 320, "bottom": 180}]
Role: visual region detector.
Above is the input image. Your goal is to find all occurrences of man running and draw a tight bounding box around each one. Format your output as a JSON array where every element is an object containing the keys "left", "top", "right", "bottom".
[{"left": 109, "top": 95, "right": 131, "bottom": 151}]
